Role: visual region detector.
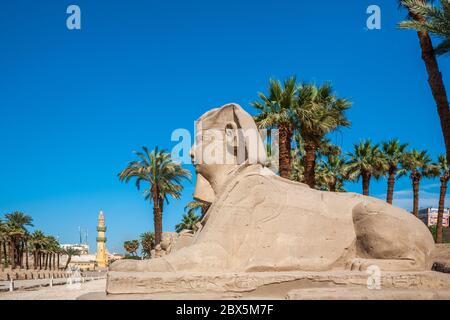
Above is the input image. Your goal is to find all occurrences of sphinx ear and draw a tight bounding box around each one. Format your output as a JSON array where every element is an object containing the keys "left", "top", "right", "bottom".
[
  {"left": 225, "top": 122, "right": 238, "bottom": 148},
  {"left": 225, "top": 122, "right": 244, "bottom": 163}
]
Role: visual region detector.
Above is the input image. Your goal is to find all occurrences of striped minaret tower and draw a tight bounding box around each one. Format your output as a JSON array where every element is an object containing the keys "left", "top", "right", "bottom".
[{"left": 96, "top": 210, "right": 108, "bottom": 268}]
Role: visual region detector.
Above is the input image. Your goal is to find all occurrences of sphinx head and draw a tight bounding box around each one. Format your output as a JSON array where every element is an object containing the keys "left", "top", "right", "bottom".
[{"left": 190, "top": 103, "right": 267, "bottom": 203}]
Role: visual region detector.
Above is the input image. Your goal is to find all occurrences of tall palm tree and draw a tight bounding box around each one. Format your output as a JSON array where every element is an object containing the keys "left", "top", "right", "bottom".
[
  {"left": 431, "top": 155, "right": 449, "bottom": 243},
  {"left": 316, "top": 154, "right": 348, "bottom": 192},
  {"left": 175, "top": 211, "right": 201, "bottom": 233},
  {"left": 0, "top": 220, "right": 6, "bottom": 271},
  {"left": 382, "top": 139, "right": 409, "bottom": 204},
  {"left": 400, "top": 0, "right": 450, "bottom": 54},
  {"left": 401, "top": 150, "right": 433, "bottom": 217},
  {"left": 63, "top": 247, "right": 80, "bottom": 270},
  {"left": 140, "top": 232, "right": 155, "bottom": 259},
  {"left": 30, "top": 230, "right": 47, "bottom": 270},
  {"left": 119, "top": 146, "right": 191, "bottom": 245},
  {"left": 291, "top": 133, "right": 305, "bottom": 182},
  {"left": 294, "top": 83, "right": 351, "bottom": 188},
  {"left": 346, "top": 141, "right": 385, "bottom": 196},
  {"left": 45, "top": 236, "right": 59, "bottom": 270},
  {"left": 399, "top": 0, "right": 450, "bottom": 165},
  {"left": 4, "top": 212, "right": 33, "bottom": 269},
  {"left": 252, "top": 76, "right": 298, "bottom": 179}
]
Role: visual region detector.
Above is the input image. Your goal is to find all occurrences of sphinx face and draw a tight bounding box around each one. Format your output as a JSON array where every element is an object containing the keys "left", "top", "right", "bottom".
[
  {"left": 190, "top": 114, "right": 237, "bottom": 204},
  {"left": 190, "top": 103, "right": 267, "bottom": 204}
]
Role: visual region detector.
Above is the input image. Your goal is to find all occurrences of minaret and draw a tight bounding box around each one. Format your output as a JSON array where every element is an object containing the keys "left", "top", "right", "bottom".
[{"left": 96, "top": 210, "right": 108, "bottom": 268}]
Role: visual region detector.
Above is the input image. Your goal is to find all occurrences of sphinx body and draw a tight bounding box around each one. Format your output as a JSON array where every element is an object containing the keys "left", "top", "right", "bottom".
[
  {"left": 112, "top": 164, "right": 435, "bottom": 273},
  {"left": 111, "top": 103, "right": 435, "bottom": 274}
]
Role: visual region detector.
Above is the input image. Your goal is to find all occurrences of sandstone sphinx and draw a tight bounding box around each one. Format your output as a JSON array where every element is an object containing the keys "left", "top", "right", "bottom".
[{"left": 107, "top": 103, "right": 438, "bottom": 297}]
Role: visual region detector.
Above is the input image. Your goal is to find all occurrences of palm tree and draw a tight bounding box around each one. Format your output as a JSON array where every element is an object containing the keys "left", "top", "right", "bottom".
[
  {"left": 346, "top": 141, "right": 385, "bottom": 196},
  {"left": 431, "top": 155, "right": 449, "bottom": 243},
  {"left": 175, "top": 211, "right": 201, "bottom": 233},
  {"left": 123, "top": 240, "right": 139, "bottom": 257},
  {"left": 140, "top": 232, "right": 155, "bottom": 259},
  {"left": 294, "top": 83, "right": 351, "bottom": 188},
  {"left": 399, "top": 0, "right": 450, "bottom": 166},
  {"left": 63, "top": 247, "right": 80, "bottom": 270},
  {"left": 291, "top": 133, "right": 305, "bottom": 182},
  {"left": 400, "top": 0, "right": 450, "bottom": 54},
  {"left": 45, "top": 236, "right": 59, "bottom": 270},
  {"left": 4, "top": 212, "right": 33, "bottom": 269},
  {"left": 382, "top": 139, "right": 408, "bottom": 204},
  {"left": 119, "top": 146, "right": 191, "bottom": 245},
  {"left": 30, "top": 230, "right": 47, "bottom": 270},
  {"left": 401, "top": 150, "right": 433, "bottom": 217},
  {"left": 252, "top": 76, "right": 298, "bottom": 179},
  {"left": 316, "top": 154, "right": 348, "bottom": 192},
  {"left": 184, "top": 200, "right": 209, "bottom": 217},
  {"left": 0, "top": 220, "right": 6, "bottom": 271}
]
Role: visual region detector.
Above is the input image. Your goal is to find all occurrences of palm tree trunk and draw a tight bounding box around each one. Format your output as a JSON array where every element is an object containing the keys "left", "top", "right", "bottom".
[
  {"left": 154, "top": 205, "right": 163, "bottom": 246},
  {"left": 64, "top": 255, "right": 72, "bottom": 270},
  {"left": 9, "top": 241, "right": 16, "bottom": 269},
  {"left": 2, "top": 242, "right": 7, "bottom": 267},
  {"left": 20, "top": 241, "right": 24, "bottom": 268},
  {"left": 386, "top": 172, "right": 396, "bottom": 204},
  {"left": 25, "top": 241, "right": 29, "bottom": 270},
  {"left": 303, "top": 140, "right": 317, "bottom": 188},
  {"left": 362, "top": 172, "right": 371, "bottom": 196},
  {"left": 412, "top": 178, "right": 420, "bottom": 218},
  {"left": 328, "top": 182, "right": 336, "bottom": 192},
  {"left": 436, "top": 176, "right": 448, "bottom": 243},
  {"left": 0, "top": 240, "right": 3, "bottom": 272},
  {"left": 410, "top": 13, "right": 450, "bottom": 165},
  {"left": 278, "top": 123, "right": 292, "bottom": 180},
  {"left": 57, "top": 254, "right": 60, "bottom": 270},
  {"left": 201, "top": 204, "right": 209, "bottom": 216}
]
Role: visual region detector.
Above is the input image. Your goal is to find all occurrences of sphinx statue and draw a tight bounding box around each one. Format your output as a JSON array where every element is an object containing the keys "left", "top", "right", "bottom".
[{"left": 111, "top": 103, "right": 435, "bottom": 274}]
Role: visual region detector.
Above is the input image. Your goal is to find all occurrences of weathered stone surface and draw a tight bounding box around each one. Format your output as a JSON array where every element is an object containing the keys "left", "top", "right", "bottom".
[
  {"left": 106, "top": 271, "right": 450, "bottom": 299},
  {"left": 286, "top": 287, "right": 450, "bottom": 300}
]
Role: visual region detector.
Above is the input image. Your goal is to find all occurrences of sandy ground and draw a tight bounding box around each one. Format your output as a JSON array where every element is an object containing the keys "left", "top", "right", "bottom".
[{"left": 0, "top": 279, "right": 106, "bottom": 300}]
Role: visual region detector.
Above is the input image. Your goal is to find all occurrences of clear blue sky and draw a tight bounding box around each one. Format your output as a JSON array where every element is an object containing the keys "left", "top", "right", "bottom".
[{"left": 1, "top": 0, "right": 449, "bottom": 253}]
